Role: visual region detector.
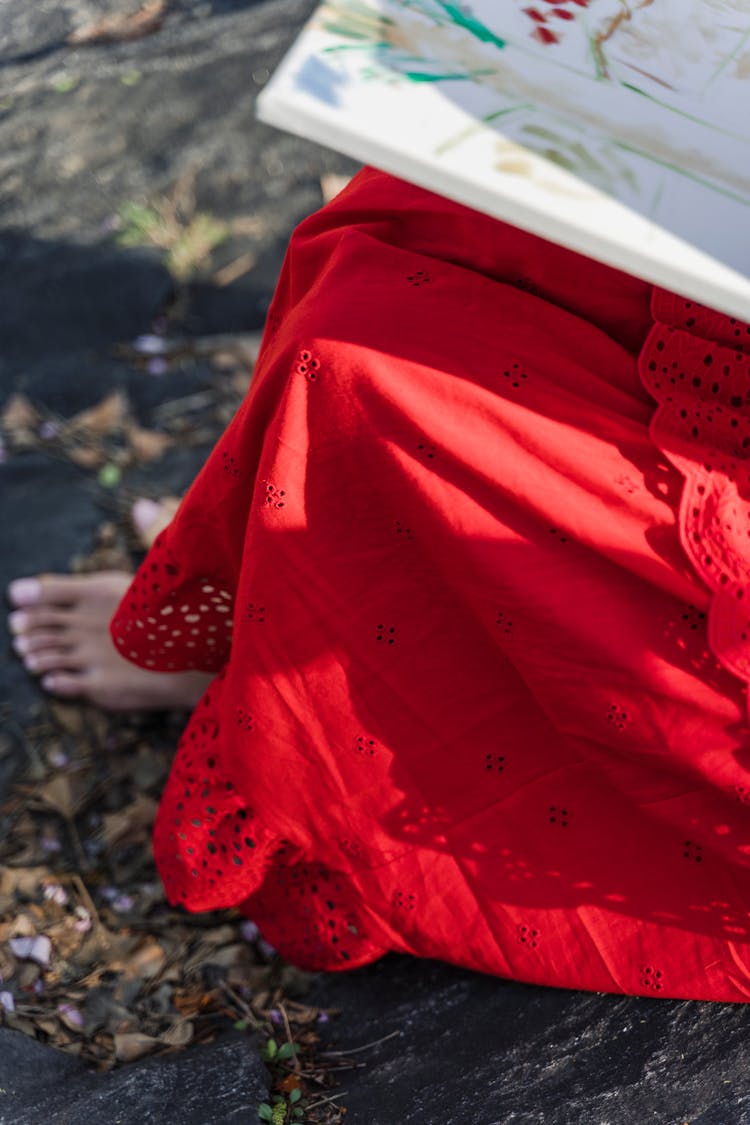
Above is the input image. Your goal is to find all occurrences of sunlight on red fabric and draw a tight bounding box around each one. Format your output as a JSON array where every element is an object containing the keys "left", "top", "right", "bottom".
[{"left": 111, "top": 169, "right": 750, "bottom": 1002}]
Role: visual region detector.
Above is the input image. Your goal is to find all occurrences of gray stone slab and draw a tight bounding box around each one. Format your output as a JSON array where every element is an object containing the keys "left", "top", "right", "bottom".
[
  {"left": 308, "top": 956, "right": 750, "bottom": 1125},
  {"left": 0, "top": 1027, "right": 269, "bottom": 1124}
]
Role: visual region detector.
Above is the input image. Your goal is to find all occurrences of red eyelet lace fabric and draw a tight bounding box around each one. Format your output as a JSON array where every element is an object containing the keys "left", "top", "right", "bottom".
[
  {"left": 639, "top": 291, "right": 750, "bottom": 706},
  {"left": 111, "top": 168, "right": 750, "bottom": 1000}
]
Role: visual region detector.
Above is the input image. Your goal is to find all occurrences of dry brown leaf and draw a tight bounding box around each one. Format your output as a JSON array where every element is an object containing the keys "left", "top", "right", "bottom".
[
  {"left": 67, "top": 0, "right": 167, "bottom": 45},
  {"left": 126, "top": 424, "right": 173, "bottom": 463},
  {"left": 120, "top": 938, "right": 167, "bottom": 982},
  {"left": 101, "top": 793, "right": 158, "bottom": 848},
  {"left": 48, "top": 702, "right": 85, "bottom": 736},
  {"left": 4, "top": 1014, "right": 39, "bottom": 1038},
  {"left": 114, "top": 1031, "right": 162, "bottom": 1062},
  {"left": 172, "top": 987, "right": 214, "bottom": 1017},
  {"left": 1, "top": 392, "right": 39, "bottom": 432},
  {"left": 32, "top": 772, "right": 94, "bottom": 821},
  {"left": 209, "top": 350, "right": 240, "bottom": 372},
  {"left": 65, "top": 391, "right": 128, "bottom": 437},
  {"left": 82, "top": 987, "right": 135, "bottom": 1035},
  {"left": 161, "top": 1020, "right": 193, "bottom": 1047},
  {"left": 68, "top": 446, "right": 106, "bottom": 469},
  {"left": 199, "top": 943, "right": 247, "bottom": 970},
  {"left": 276, "top": 1072, "right": 303, "bottom": 1095},
  {"left": 230, "top": 369, "right": 252, "bottom": 396},
  {"left": 8, "top": 913, "right": 37, "bottom": 939},
  {"left": 46, "top": 919, "right": 85, "bottom": 962},
  {"left": 0, "top": 866, "right": 51, "bottom": 898},
  {"left": 34, "top": 774, "right": 76, "bottom": 818}
]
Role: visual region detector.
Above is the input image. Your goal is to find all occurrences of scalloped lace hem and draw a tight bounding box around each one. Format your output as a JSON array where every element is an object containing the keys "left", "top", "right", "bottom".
[{"left": 638, "top": 287, "right": 750, "bottom": 716}]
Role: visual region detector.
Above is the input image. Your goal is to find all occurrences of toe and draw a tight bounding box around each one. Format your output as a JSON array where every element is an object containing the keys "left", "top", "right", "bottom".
[
  {"left": 13, "top": 631, "right": 71, "bottom": 657},
  {"left": 22, "top": 647, "right": 78, "bottom": 676},
  {"left": 8, "top": 574, "right": 81, "bottom": 609},
  {"left": 7, "top": 577, "right": 42, "bottom": 608},
  {"left": 9, "top": 606, "right": 76, "bottom": 636},
  {"left": 40, "top": 672, "right": 87, "bottom": 699}
]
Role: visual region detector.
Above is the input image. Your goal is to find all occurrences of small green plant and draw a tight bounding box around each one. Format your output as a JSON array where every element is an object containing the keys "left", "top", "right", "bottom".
[
  {"left": 263, "top": 1036, "right": 296, "bottom": 1063},
  {"left": 258, "top": 1037, "right": 305, "bottom": 1123},
  {"left": 115, "top": 185, "right": 229, "bottom": 282},
  {"left": 53, "top": 75, "right": 79, "bottom": 93},
  {"left": 258, "top": 1086, "right": 303, "bottom": 1123}
]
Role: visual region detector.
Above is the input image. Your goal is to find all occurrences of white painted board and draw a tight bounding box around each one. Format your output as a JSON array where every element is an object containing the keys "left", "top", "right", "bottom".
[{"left": 258, "top": 0, "right": 750, "bottom": 320}]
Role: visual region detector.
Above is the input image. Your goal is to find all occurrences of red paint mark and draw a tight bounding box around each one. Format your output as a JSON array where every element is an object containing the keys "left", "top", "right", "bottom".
[{"left": 533, "top": 25, "right": 560, "bottom": 43}]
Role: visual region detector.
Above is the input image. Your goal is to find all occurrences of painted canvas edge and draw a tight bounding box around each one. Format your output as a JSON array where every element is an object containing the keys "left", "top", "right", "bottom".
[{"left": 256, "top": 28, "right": 750, "bottom": 321}]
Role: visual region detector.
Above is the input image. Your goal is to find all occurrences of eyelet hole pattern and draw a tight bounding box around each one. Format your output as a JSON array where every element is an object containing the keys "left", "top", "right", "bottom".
[
  {"left": 354, "top": 736, "right": 377, "bottom": 757},
  {"left": 614, "top": 473, "right": 639, "bottom": 495},
  {"left": 262, "top": 481, "right": 286, "bottom": 509},
  {"left": 375, "top": 624, "right": 397, "bottom": 645},
  {"left": 244, "top": 602, "right": 266, "bottom": 623},
  {"left": 517, "top": 924, "right": 540, "bottom": 949},
  {"left": 394, "top": 520, "right": 415, "bottom": 540},
  {"left": 156, "top": 712, "right": 259, "bottom": 903},
  {"left": 495, "top": 610, "right": 513, "bottom": 637},
  {"left": 485, "top": 754, "right": 505, "bottom": 773},
  {"left": 221, "top": 451, "right": 240, "bottom": 477},
  {"left": 416, "top": 440, "right": 436, "bottom": 461},
  {"left": 392, "top": 890, "right": 416, "bottom": 911},
  {"left": 548, "top": 805, "right": 570, "bottom": 828},
  {"left": 641, "top": 966, "right": 664, "bottom": 992},
  {"left": 254, "top": 862, "right": 362, "bottom": 965},
  {"left": 680, "top": 605, "right": 707, "bottom": 632},
  {"left": 112, "top": 551, "right": 234, "bottom": 672},
  {"left": 236, "top": 707, "right": 254, "bottom": 732},
  {"left": 502, "top": 362, "right": 528, "bottom": 389},
  {"left": 607, "top": 704, "right": 629, "bottom": 732},
  {"left": 683, "top": 840, "right": 704, "bottom": 863},
  {"left": 406, "top": 271, "right": 431, "bottom": 287},
  {"left": 297, "top": 349, "right": 321, "bottom": 381},
  {"left": 338, "top": 836, "right": 363, "bottom": 859}
]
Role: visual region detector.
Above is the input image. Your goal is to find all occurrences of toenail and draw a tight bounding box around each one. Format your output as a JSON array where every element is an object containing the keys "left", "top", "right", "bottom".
[
  {"left": 24, "top": 654, "right": 40, "bottom": 671},
  {"left": 8, "top": 578, "right": 42, "bottom": 607},
  {"left": 41, "top": 675, "right": 56, "bottom": 691},
  {"left": 12, "top": 635, "right": 30, "bottom": 655},
  {"left": 8, "top": 611, "right": 28, "bottom": 635}
]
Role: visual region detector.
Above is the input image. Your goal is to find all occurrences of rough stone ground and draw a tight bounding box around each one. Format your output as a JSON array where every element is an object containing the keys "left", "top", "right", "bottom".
[{"left": 2, "top": 2, "right": 750, "bottom": 1123}]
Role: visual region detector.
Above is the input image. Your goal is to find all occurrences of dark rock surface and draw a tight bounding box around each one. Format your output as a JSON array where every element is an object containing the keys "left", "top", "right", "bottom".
[
  {"left": 0, "top": 1026, "right": 268, "bottom": 1123},
  {"left": 3, "top": 3, "right": 750, "bottom": 1124},
  {"left": 309, "top": 956, "right": 750, "bottom": 1124}
]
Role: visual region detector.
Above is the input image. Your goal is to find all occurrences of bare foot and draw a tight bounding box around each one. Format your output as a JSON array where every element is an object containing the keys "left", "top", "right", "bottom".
[{"left": 7, "top": 570, "right": 213, "bottom": 712}]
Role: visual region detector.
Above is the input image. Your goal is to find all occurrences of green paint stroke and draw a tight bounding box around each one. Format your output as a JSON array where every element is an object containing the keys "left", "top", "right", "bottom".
[
  {"left": 434, "top": 2, "right": 506, "bottom": 49},
  {"left": 403, "top": 66, "right": 496, "bottom": 82}
]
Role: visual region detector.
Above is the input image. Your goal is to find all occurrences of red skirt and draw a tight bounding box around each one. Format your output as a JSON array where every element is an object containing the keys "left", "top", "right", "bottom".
[{"left": 111, "top": 169, "right": 750, "bottom": 1002}]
